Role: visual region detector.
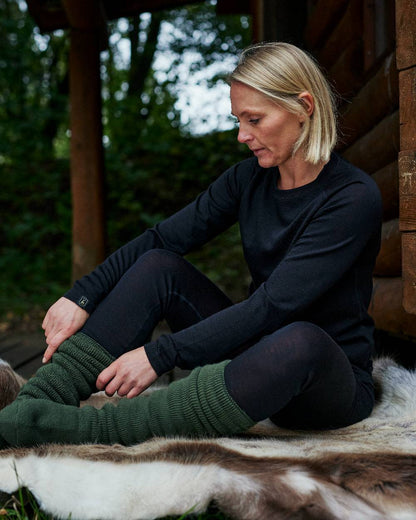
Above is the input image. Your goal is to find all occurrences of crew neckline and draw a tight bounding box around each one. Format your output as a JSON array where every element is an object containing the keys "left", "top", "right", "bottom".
[{"left": 273, "top": 153, "right": 338, "bottom": 196}]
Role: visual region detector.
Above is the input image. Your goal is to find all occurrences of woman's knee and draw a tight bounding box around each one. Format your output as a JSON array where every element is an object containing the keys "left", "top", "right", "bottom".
[
  {"left": 127, "top": 249, "right": 187, "bottom": 280},
  {"left": 267, "top": 321, "right": 339, "bottom": 368},
  {"left": 137, "top": 248, "right": 182, "bottom": 268}
]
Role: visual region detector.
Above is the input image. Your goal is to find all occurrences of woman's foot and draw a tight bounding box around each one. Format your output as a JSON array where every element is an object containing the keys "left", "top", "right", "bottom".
[{"left": 0, "top": 360, "right": 25, "bottom": 411}]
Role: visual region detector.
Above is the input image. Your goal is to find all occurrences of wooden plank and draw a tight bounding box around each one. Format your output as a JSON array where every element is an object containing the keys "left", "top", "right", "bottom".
[
  {"left": 372, "top": 161, "right": 398, "bottom": 221},
  {"left": 250, "top": 0, "right": 264, "bottom": 43},
  {"left": 396, "top": 0, "right": 416, "bottom": 70},
  {"left": 27, "top": 0, "right": 206, "bottom": 32},
  {"left": 304, "top": 0, "right": 349, "bottom": 50},
  {"left": 69, "top": 28, "right": 106, "bottom": 281},
  {"left": 370, "top": 277, "right": 416, "bottom": 337},
  {"left": 399, "top": 151, "right": 416, "bottom": 231},
  {"left": 317, "top": 0, "right": 362, "bottom": 70},
  {"left": 342, "top": 110, "right": 399, "bottom": 174},
  {"left": 26, "top": 0, "right": 69, "bottom": 32},
  {"left": 338, "top": 52, "right": 398, "bottom": 149},
  {"left": 399, "top": 67, "right": 416, "bottom": 152},
  {"left": 402, "top": 232, "right": 416, "bottom": 314},
  {"left": 104, "top": 0, "right": 206, "bottom": 18},
  {"left": 374, "top": 218, "right": 401, "bottom": 277},
  {"left": 362, "top": 0, "right": 376, "bottom": 71},
  {"left": 61, "top": 0, "right": 106, "bottom": 30},
  {"left": 363, "top": 0, "right": 395, "bottom": 72},
  {"left": 216, "top": 0, "right": 251, "bottom": 14},
  {"left": 329, "top": 38, "right": 363, "bottom": 98}
]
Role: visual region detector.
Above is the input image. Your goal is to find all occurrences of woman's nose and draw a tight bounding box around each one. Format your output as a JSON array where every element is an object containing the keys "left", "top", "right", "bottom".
[{"left": 237, "top": 125, "right": 252, "bottom": 144}]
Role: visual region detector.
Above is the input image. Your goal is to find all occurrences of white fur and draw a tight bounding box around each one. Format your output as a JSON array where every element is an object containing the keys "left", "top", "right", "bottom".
[
  {"left": 0, "top": 454, "right": 260, "bottom": 520},
  {"left": 1, "top": 358, "right": 416, "bottom": 519}
]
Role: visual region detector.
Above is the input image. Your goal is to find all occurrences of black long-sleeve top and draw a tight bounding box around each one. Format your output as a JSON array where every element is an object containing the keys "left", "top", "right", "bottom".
[{"left": 65, "top": 153, "right": 382, "bottom": 381}]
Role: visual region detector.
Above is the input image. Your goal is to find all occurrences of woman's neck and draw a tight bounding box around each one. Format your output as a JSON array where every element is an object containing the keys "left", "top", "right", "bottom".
[{"left": 277, "top": 156, "right": 328, "bottom": 190}]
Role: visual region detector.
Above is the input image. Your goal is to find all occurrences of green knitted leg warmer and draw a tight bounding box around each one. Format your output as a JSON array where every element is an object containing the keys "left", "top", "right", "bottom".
[
  {"left": 0, "top": 361, "right": 255, "bottom": 447},
  {"left": 17, "top": 332, "right": 115, "bottom": 406}
]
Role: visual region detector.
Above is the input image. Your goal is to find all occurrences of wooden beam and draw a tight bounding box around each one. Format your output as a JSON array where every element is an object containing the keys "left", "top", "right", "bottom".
[
  {"left": 396, "top": 0, "right": 416, "bottom": 70},
  {"left": 399, "top": 67, "right": 416, "bottom": 152},
  {"left": 396, "top": 0, "right": 416, "bottom": 315},
  {"left": 329, "top": 38, "right": 363, "bottom": 98},
  {"left": 374, "top": 219, "right": 401, "bottom": 277},
  {"left": 304, "top": 0, "right": 349, "bottom": 50},
  {"left": 342, "top": 110, "right": 399, "bottom": 174},
  {"left": 250, "top": 0, "right": 264, "bottom": 43},
  {"left": 402, "top": 233, "right": 416, "bottom": 314},
  {"left": 363, "top": 0, "right": 395, "bottom": 72},
  {"left": 372, "top": 161, "right": 399, "bottom": 221},
  {"left": 338, "top": 52, "right": 398, "bottom": 150},
  {"left": 216, "top": 0, "right": 251, "bottom": 14},
  {"left": 26, "top": 0, "right": 206, "bottom": 32},
  {"left": 399, "top": 151, "right": 416, "bottom": 232},
  {"left": 69, "top": 27, "right": 106, "bottom": 281},
  {"left": 317, "top": 0, "right": 362, "bottom": 70},
  {"left": 370, "top": 277, "right": 416, "bottom": 338},
  {"left": 26, "top": 0, "right": 69, "bottom": 32},
  {"left": 103, "top": 0, "right": 206, "bottom": 20},
  {"left": 61, "top": 0, "right": 106, "bottom": 29}
]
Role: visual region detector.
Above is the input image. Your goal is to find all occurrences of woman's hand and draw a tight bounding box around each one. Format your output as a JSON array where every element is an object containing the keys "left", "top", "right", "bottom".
[
  {"left": 42, "top": 297, "right": 89, "bottom": 363},
  {"left": 96, "top": 346, "right": 158, "bottom": 399}
]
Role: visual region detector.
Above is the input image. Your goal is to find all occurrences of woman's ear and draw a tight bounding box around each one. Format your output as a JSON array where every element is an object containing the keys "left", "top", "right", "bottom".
[{"left": 298, "top": 92, "right": 314, "bottom": 118}]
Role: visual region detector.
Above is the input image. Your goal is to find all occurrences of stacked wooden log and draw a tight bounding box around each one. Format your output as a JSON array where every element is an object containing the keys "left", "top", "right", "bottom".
[{"left": 305, "top": 0, "right": 416, "bottom": 340}]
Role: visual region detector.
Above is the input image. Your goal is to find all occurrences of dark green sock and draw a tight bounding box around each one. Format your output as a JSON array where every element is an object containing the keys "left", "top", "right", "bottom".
[
  {"left": 17, "top": 332, "right": 115, "bottom": 406},
  {"left": 0, "top": 361, "right": 255, "bottom": 447}
]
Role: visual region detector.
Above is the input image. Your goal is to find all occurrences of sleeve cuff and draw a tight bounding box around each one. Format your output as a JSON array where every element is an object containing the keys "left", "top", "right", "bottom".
[
  {"left": 64, "top": 290, "right": 96, "bottom": 314},
  {"left": 144, "top": 336, "right": 177, "bottom": 376}
]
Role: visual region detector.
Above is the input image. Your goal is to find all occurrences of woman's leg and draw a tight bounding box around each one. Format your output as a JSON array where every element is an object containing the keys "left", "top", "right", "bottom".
[
  {"left": 0, "top": 250, "right": 241, "bottom": 447},
  {"left": 3, "top": 250, "right": 232, "bottom": 407},
  {"left": 224, "top": 321, "right": 374, "bottom": 429},
  {"left": 82, "top": 249, "right": 233, "bottom": 357},
  {"left": 0, "top": 321, "right": 372, "bottom": 448},
  {"left": 0, "top": 360, "right": 255, "bottom": 447}
]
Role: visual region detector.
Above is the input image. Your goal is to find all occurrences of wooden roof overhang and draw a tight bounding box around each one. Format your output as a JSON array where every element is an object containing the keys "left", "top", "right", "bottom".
[{"left": 25, "top": 0, "right": 253, "bottom": 281}]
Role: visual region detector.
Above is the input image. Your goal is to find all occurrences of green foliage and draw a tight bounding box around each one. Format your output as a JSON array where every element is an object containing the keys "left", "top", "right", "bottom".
[
  {"left": 0, "top": 0, "right": 252, "bottom": 319},
  {"left": 0, "top": 0, "right": 71, "bottom": 316}
]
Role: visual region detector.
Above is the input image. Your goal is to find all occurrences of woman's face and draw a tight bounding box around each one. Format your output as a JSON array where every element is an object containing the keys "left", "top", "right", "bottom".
[{"left": 230, "top": 81, "right": 305, "bottom": 169}]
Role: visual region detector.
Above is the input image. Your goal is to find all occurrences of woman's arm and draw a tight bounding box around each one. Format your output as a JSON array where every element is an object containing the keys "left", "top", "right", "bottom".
[
  {"left": 42, "top": 161, "right": 250, "bottom": 358},
  {"left": 144, "top": 180, "right": 382, "bottom": 375}
]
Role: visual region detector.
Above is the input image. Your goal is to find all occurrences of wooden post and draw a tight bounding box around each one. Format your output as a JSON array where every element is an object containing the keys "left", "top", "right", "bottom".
[
  {"left": 396, "top": 0, "right": 416, "bottom": 314},
  {"left": 69, "top": 27, "right": 106, "bottom": 282},
  {"left": 250, "top": 0, "right": 264, "bottom": 42}
]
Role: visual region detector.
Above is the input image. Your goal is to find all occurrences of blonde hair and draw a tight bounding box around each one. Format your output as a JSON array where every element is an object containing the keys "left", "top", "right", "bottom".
[{"left": 230, "top": 42, "right": 337, "bottom": 164}]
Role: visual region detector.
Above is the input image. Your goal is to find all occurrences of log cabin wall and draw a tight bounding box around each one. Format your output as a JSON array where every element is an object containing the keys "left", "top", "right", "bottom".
[{"left": 260, "top": 0, "right": 416, "bottom": 357}]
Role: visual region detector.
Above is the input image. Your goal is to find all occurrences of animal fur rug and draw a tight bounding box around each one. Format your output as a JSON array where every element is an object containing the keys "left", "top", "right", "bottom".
[{"left": 1, "top": 357, "right": 416, "bottom": 520}]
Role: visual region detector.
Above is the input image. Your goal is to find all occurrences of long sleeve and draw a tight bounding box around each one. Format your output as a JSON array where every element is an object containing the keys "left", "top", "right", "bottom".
[
  {"left": 64, "top": 161, "right": 251, "bottom": 314},
  {"left": 145, "top": 166, "right": 382, "bottom": 375}
]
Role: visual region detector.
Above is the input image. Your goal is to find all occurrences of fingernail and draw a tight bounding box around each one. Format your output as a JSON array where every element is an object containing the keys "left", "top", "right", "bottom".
[{"left": 42, "top": 357, "right": 46, "bottom": 364}]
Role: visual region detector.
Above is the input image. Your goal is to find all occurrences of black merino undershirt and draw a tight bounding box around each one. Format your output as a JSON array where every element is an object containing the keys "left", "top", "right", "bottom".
[{"left": 65, "top": 153, "right": 382, "bottom": 383}]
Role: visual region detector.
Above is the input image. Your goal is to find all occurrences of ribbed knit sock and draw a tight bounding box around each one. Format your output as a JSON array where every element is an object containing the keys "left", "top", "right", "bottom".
[
  {"left": 0, "top": 361, "right": 255, "bottom": 447},
  {"left": 17, "top": 332, "right": 115, "bottom": 406}
]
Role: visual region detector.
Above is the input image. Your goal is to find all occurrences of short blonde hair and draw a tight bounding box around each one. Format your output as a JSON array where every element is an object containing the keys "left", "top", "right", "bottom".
[{"left": 230, "top": 42, "right": 337, "bottom": 164}]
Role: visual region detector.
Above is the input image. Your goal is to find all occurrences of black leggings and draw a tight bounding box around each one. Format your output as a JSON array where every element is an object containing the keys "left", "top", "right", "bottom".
[{"left": 82, "top": 249, "right": 374, "bottom": 429}]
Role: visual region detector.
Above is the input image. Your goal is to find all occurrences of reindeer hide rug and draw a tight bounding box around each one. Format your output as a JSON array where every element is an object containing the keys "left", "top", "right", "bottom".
[{"left": 1, "top": 357, "right": 416, "bottom": 520}]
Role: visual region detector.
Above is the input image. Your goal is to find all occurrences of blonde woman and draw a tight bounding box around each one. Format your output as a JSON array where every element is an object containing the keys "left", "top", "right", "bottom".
[{"left": 0, "top": 43, "right": 382, "bottom": 447}]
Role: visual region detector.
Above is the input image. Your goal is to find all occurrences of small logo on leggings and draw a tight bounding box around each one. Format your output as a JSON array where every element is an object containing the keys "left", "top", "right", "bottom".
[{"left": 78, "top": 296, "right": 89, "bottom": 308}]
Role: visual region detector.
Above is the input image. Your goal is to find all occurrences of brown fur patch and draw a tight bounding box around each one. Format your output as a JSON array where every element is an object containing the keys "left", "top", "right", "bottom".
[{"left": 0, "top": 363, "right": 25, "bottom": 411}]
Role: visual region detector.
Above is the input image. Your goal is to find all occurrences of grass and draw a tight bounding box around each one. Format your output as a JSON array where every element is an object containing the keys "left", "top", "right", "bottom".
[{"left": 0, "top": 488, "right": 230, "bottom": 520}]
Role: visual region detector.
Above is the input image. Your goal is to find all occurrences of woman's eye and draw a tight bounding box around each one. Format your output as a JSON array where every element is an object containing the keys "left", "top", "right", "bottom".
[{"left": 249, "top": 118, "right": 260, "bottom": 125}]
